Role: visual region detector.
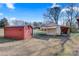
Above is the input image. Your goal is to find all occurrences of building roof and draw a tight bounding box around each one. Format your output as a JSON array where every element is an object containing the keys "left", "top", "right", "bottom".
[
  {"left": 42, "top": 22, "right": 57, "bottom": 27},
  {"left": 41, "top": 22, "right": 70, "bottom": 29}
]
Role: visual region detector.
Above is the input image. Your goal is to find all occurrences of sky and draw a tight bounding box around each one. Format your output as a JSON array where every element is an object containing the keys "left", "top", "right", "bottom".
[
  {"left": 0, "top": 3, "right": 78, "bottom": 25},
  {"left": 0, "top": 3, "right": 66, "bottom": 22}
]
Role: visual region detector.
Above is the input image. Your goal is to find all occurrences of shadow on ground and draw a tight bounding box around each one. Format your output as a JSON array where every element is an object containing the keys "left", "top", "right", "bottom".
[
  {"left": 33, "top": 33, "right": 71, "bottom": 56},
  {"left": 33, "top": 33, "right": 70, "bottom": 41},
  {"left": 0, "top": 37, "right": 17, "bottom": 43}
]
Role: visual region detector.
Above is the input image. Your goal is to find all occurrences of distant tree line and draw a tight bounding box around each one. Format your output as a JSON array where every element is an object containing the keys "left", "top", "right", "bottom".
[
  {"left": 32, "top": 22, "right": 43, "bottom": 29},
  {"left": 0, "top": 17, "right": 9, "bottom": 28},
  {"left": 0, "top": 17, "right": 43, "bottom": 29}
]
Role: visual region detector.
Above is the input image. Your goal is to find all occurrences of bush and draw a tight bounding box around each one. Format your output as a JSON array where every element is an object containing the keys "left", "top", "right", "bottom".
[{"left": 71, "top": 27, "right": 78, "bottom": 33}]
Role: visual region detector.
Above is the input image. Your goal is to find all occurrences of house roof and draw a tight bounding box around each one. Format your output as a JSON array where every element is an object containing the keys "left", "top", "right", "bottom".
[
  {"left": 41, "top": 22, "right": 70, "bottom": 29},
  {"left": 42, "top": 22, "right": 57, "bottom": 27}
]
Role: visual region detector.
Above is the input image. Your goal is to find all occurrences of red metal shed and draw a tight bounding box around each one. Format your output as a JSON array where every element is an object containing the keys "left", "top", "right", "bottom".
[
  {"left": 4, "top": 26, "right": 33, "bottom": 40},
  {"left": 60, "top": 26, "right": 69, "bottom": 34}
]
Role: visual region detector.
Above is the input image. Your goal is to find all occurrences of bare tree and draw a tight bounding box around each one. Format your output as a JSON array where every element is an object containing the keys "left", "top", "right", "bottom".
[
  {"left": 65, "top": 3, "right": 79, "bottom": 32},
  {"left": 66, "top": 4, "right": 74, "bottom": 27},
  {"left": 43, "top": 4, "right": 61, "bottom": 24},
  {"left": 0, "top": 17, "right": 9, "bottom": 27}
]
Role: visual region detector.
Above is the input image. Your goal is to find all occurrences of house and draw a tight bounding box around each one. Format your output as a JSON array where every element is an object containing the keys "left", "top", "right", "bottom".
[{"left": 40, "top": 23, "right": 70, "bottom": 35}]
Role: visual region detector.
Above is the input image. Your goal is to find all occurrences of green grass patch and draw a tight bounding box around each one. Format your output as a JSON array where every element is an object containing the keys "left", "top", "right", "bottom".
[
  {"left": 0, "top": 37, "right": 16, "bottom": 43},
  {"left": 71, "top": 33, "right": 79, "bottom": 37},
  {"left": 33, "top": 29, "right": 46, "bottom": 35}
]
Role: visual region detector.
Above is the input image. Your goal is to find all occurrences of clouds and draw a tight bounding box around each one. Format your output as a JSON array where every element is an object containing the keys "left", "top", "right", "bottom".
[
  {"left": 73, "top": 7, "right": 79, "bottom": 11},
  {"left": 51, "top": 3, "right": 61, "bottom": 8},
  {"left": 10, "top": 17, "right": 16, "bottom": 20},
  {"left": 61, "top": 7, "right": 79, "bottom": 13},
  {"left": 0, "top": 3, "right": 15, "bottom": 20},
  {"left": 7, "top": 17, "right": 16, "bottom": 26},
  {"left": 0, "top": 3, "right": 15, "bottom": 17},
  {"left": 61, "top": 8, "right": 70, "bottom": 13},
  {"left": 0, "top": 3, "right": 15, "bottom": 9},
  {"left": 6, "top": 3, "right": 15, "bottom": 9}
]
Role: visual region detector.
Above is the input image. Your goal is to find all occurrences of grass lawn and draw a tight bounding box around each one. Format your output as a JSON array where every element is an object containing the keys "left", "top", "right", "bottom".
[
  {"left": 0, "top": 37, "right": 16, "bottom": 43},
  {"left": 71, "top": 33, "right": 79, "bottom": 37},
  {"left": 33, "top": 29, "right": 46, "bottom": 35}
]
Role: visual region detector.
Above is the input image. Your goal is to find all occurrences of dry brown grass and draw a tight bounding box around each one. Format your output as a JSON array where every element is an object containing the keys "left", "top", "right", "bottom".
[
  {"left": 60, "top": 33, "right": 79, "bottom": 55},
  {"left": 0, "top": 29, "right": 79, "bottom": 56}
]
